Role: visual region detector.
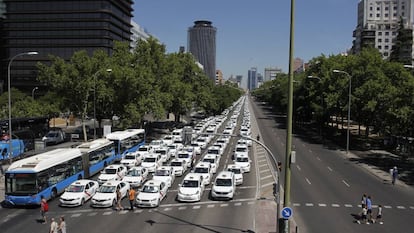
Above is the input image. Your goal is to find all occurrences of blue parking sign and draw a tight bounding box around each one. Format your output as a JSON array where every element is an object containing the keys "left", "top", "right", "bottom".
[{"left": 281, "top": 207, "right": 293, "bottom": 219}]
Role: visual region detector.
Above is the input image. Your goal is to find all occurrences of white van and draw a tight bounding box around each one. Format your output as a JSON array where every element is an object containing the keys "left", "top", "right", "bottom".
[
  {"left": 172, "top": 128, "right": 183, "bottom": 140},
  {"left": 211, "top": 171, "right": 236, "bottom": 200}
]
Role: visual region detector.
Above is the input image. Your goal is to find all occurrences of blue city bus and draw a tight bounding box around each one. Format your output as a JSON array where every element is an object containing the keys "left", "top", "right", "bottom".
[
  {"left": 76, "top": 138, "right": 116, "bottom": 177},
  {"left": 105, "top": 129, "right": 145, "bottom": 160},
  {"left": 4, "top": 148, "right": 84, "bottom": 206}
]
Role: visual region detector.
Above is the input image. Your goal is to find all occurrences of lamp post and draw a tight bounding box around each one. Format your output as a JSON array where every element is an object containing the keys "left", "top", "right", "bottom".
[
  {"left": 307, "top": 76, "right": 323, "bottom": 137},
  {"left": 93, "top": 68, "right": 112, "bottom": 139},
  {"left": 32, "top": 86, "right": 38, "bottom": 99},
  {"left": 333, "top": 69, "right": 352, "bottom": 154},
  {"left": 7, "top": 51, "right": 38, "bottom": 163}
]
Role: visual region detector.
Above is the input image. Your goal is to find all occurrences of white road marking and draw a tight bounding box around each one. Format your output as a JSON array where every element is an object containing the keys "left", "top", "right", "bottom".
[
  {"left": 102, "top": 212, "right": 113, "bottom": 215},
  {"left": 332, "top": 204, "right": 340, "bottom": 208},
  {"left": 261, "top": 182, "right": 274, "bottom": 188},
  {"left": 296, "top": 165, "right": 301, "bottom": 171},
  {"left": 247, "top": 201, "right": 255, "bottom": 205},
  {"left": 305, "top": 178, "right": 312, "bottom": 185},
  {"left": 316, "top": 156, "right": 321, "bottom": 161},
  {"left": 119, "top": 210, "right": 129, "bottom": 214},
  {"left": 318, "top": 203, "right": 327, "bottom": 207},
  {"left": 178, "top": 206, "right": 187, "bottom": 210},
  {"left": 220, "top": 203, "right": 229, "bottom": 207},
  {"left": 327, "top": 166, "right": 333, "bottom": 172},
  {"left": 397, "top": 206, "right": 406, "bottom": 209},
  {"left": 193, "top": 205, "right": 201, "bottom": 209},
  {"left": 344, "top": 204, "right": 353, "bottom": 208},
  {"left": 207, "top": 204, "right": 215, "bottom": 208},
  {"left": 258, "top": 159, "right": 267, "bottom": 163},
  {"left": 259, "top": 164, "right": 268, "bottom": 168},
  {"left": 305, "top": 203, "right": 314, "bottom": 207},
  {"left": 410, "top": 206, "right": 414, "bottom": 210},
  {"left": 293, "top": 203, "right": 301, "bottom": 207},
  {"left": 234, "top": 202, "right": 242, "bottom": 206},
  {"left": 261, "top": 175, "right": 273, "bottom": 180},
  {"left": 134, "top": 209, "right": 143, "bottom": 213},
  {"left": 342, "top": 180, "right": 350, "bottom": 187},
  {"left": 384, "top": 205, "right": 392, "bottom": 209},
  {"left": 87, "top": 212, "right": 97, "bottom": 216},
  {"left": 260, "top": 169, "right": 270, "bottom": 173},
  {"left": 164, "top": 207, "right": 172, "bottom": 211},
  {"left": 71, "top": 213, "right": 82, "bottom": 217}
]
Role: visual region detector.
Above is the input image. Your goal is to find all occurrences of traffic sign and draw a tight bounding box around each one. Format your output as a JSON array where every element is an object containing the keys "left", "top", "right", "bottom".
[{"left": 281, "top": 207, "right": 293, "bottom": 219}]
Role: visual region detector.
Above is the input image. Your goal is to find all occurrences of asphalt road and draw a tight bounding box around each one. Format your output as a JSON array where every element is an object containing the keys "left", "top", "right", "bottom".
[
  {"left": 1, "top": 97, "right": 280, "bottom": 233},
  {"left": 250, "top": 97, "right": 414, "bottom": 233}
]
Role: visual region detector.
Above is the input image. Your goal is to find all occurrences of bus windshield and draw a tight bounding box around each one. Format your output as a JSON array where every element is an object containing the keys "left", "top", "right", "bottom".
[{"left": 5, "top": 173, "right": 38, "bottom": 195}]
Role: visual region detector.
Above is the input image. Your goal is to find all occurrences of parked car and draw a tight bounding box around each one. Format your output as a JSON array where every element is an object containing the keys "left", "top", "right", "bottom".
[
  {"left": 90, "top": 181, "right": 130, "bottom": 208},
  {"left": 59, "top": 179, "right": 99, "bottom": 207},
  {"left": 42, "top": 128, "right": 66, "bottom": 145},
  {"left": 136, "top": 179, "right": 168, "bottom": 207}
]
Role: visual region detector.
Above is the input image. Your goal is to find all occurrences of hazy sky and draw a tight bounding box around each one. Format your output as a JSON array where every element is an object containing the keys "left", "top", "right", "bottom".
[{"left": 133, "top": 0, "right": 357, "bottom": 80}]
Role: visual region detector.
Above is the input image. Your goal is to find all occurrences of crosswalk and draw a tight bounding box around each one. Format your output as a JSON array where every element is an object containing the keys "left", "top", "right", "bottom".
[{"left": 292, "top": 202, "right": 414, "bottom": 210}]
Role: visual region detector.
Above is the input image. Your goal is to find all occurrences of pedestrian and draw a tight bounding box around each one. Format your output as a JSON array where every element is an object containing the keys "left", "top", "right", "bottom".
[
  {"left": 361, "top": 193, "right": 367, "bottom": 208},
  {"left": 366, "top": 195, "right": 373, "bottom": 223},
  {"left": 58, "top": 216, "right": 66, "bottom": 233},
  {"left": 40, "top": 195, "right": 48, "bottom": 224},
  {"left": 128, "top": 188, "right": 136, "bottom": 210},
  {"left": 392, "top": 166, "right": 398, "bottom": 185},
  {"left": 357, "top": 205, "right": 368, "bottom": 224},
  {"left": 116, "top": 188, "right": 123, "bottom": 210},
  {"left": 375, "top": 204, "right": 383, "bottom": 224},
  {"left": 49, "top": 218, "right": 58, "bottom": 233}
]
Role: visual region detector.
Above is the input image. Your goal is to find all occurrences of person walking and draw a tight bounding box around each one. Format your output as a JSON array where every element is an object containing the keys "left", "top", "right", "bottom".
[
  {"left": 49, "top": 218, "right": 58, "bottom": 233},
  {"left": 40, "top": 196, "right": 48, "bottom": 224},
  {"left": 128, "top": 188, "right": 136, "bottom": 210},
  {"left": 58, "top": 216, "right": 66, "bottom": 233},
  {"left": 375, "top": 204, "right": 383, "bottom": 224},
  {"left": 361, "top": 194, "right": 367, "bottom": 208},
  {"left": 366, "top": 196, "right": 373, "bottom": 223},
  {"left": 392, "top": 166, "right": 398, "bottom": 185},
  {"left": 357, "top": 205, "right": 368, "bottom": 224},
  {"left": 116, "top": 188, "right": 123, "bottom": 211}
]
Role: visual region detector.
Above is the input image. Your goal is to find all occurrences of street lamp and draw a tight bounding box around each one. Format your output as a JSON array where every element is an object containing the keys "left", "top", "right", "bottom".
[
  {"left": 307, "top": 76, "right": 323, "bottom": 137},
  {"left": 333, "top": 69, "right": 352, "bottom": 154},
  {"left": 32, "top": 86, "right": 38, "bottom": 99},
  {"left": 93, "top": 68, "right": 112, "bottom": 139},
  {"left": 7, "top": 51, "right": 38, "bottom": 163}
]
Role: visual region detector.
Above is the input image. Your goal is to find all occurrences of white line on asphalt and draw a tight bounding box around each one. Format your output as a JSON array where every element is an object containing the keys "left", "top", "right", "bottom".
[
  {"left": 305, "top": 178, "right": 312, "bottom": 185},
  {"left": 261, "top": 175, "right": 273, "bottom": 180},
  {"left": 259, "top": 164, "right": 268, "bottom": 168},
  {"left": 309, "top": 149, "right": 313, "bottom": 153},
  {"left": 305, "top": 203, "right": 314, "bottom": 207},
  {"left": 327, "top": 166, "right": 333, "bottom": 172},
  {"left": 397, "top": 206, "right": 406, "bottom": 209},
  {"left": 119, "top": 210, "right": 129, "bottom": 214},
  {"left": 258, "top": 159, "right": 267, "bottom": 163},
  {"left": 384, "top": 205, "right": 392, "bottom": 209},
  {"left": 234, "top": 202, "right": 242, "bottom": 206},
  {"left": 410, "top": 206, "right": 414, "bottom": 210},
  {"left": 293, "top": 203, "right": 301, "bottom": 207},
  {"left": 344, "top": 204, "right": 353, "bottom": 208},
  {"left": 87, "top": 212, "right": 97, "bottom": 216},
  {"left": 318, "top": 203, "right": 327, "bottom": 207},
  {"left": 316, "top": 156, "right": 321, "bottom": 161},
  {"left": 260, "top": 169, "right": 270, "bottom": 173},
  {"left": 342, "top": 180, "right": 350, "bottom": 187},
  {"left": 178, "top": 206, "right": 187, "bottom": 210},
  {"left": 102, "top": 212, "right": 113, "bottom": 215},
  {"left": 71, "top": 213, "right": 82, "bottom": 217},
  {"left": 296, "top": 165, "right": 301, "bottom": 171},
  {"left": 332, "top": 204, "right": 340, "bottom": 208},
  {"left": 247, "top": 201, "right": 255, "bottom": 205},
  {"left": 207, "top": 204, "right": 215, "bottom": 208},
  {"left": 164, "top": 207, "right": 172, "bottom": 211},
  {"left": 193, "top": 205, "right": 201, "bottom": 209},
  {"left": 65, "top": 209, "right": 93, "bottom": 214},
  {"left": 261, "top": 182, "right": 274, "bottom": 188},
  {"left": 220, "top": 203, "right": 229, "bottom": 207},
  {"left": 134, "top": 209, "right": 143, "bottom": 213}
]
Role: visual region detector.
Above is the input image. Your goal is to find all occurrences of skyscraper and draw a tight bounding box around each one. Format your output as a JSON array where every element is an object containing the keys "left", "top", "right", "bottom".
[
  {"left": 188, "top": 20, "right": 217, "bottom": 80},
  {"left": 352, "top": 0, "right": 414, "bottom": 60},
  {"left": 247, "top": 68, "right": 257, "bottom": 91},
  {"left": 1, "top": 0, "right": 133, "bottom": 92}
]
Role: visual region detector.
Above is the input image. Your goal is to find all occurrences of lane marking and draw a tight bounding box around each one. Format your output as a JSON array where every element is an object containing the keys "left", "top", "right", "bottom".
[
  {"left": 102, "top": 212, "right": 113, "bottom": 215},
  {"left": 318, "top": 203, "right": 327, "bottom": 207},
  {"left": 316, "top": 156, "right": 321, "bottom": 161},
  {"left": 259, "top": 164, "right": 268, "bottom": 168},
  {"left": 207, "top": 204, "right": 215, "bottom": 208},
  {"left": 305, "top": 203, "right": 314, "bottom": 207},
  {"left": 178, "top": 206, "right": 187, "bottom": 210},
  {"left": 410, "top": 206, "right": 414, "bottom": 210},
  {"left": 261, "top": 182, "right": 274, "bottom": 188},
  {"left": 384, "top": 205, "right": 392, "bottom": 209},
  {"left": 164, "top": 207, "right": 172, "bottom": 211},
  {"left": 296, "top": 165, "right": 301, "bottom": 171},
  {"left": 220, "top": 203, "right": 229, "bottom": 207},
  {"left": 305, "top": 178, "right": 312, "bottom": 185},
  {"left": 193, "top": 205, "right": 201, "bottom": 209},
  {"left": 71, "top": 213, "right": 82, "bottom": 217},
  {"left": 234, "top": 202, "right": 242, "bottom": 206},
  {"left": 342, "top": 180, "right": 350, "bottom": 187},
  {"left": 397, "top": 206, "right": 406, "bottom": 209},
  {"left": 119, "top": 210, "right": 129, "bottom": 214},
  {"left": 260, "top": 169, "right": 270, "bottom": 173},
  {"left": 293, "top": 203, "right": 301, "bottom": 207},
  {"left": 134, "top": 209, "right": 143, "bottom": 213},
  {"left": 87, "top": 212, "right": 97, "bottom": 216},
  {"left": 327, "top": 166, "right": 333, "bottom": 172},
  {"left": 344, "top": 204, "right": 353, "bottom": 208},
  {"left": 332, "top": 204, "right": 340, "bottom": 208},
  {"left": 261, "top": 175, "right": 273, "bottom": 180}
]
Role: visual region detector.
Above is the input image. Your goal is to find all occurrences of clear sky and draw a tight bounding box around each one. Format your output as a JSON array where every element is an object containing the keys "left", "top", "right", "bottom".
[{"left": 133, "top": 0, "right": 358, "bottom": 82}]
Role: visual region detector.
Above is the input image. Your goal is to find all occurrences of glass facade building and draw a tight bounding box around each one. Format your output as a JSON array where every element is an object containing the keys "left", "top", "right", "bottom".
[
  {"left": 188, "top": 20, "right": 216, "bottom": 81},
  {"left": 0, "top": 0, "right": 133, "bottom": 92}
]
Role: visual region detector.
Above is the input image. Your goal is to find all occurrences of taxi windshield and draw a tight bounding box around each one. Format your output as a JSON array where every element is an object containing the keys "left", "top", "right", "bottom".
[
  {"left": 142, "top": 185, "right": 159, "bottom": 193},
  {"left": 126, "top": 170, "right": 141, "bottom": 176},
  {"left": 194, "top": 167, "right": 208, "bottom": 173},
  {"left": 66, "top": 185, "right": 84, "bottom": 192},
  {"left": 143, "top": 157, "right": 156, "bottom": 162},
  {"left": 104, "top": 168, "right": 117, "bottom": 174},
  {"left": 215, "top": 178, "right": 232, "bottom": 186},
  {"left": 182, "top": 180, "right": 199, "bottom": 188},
  {"left": 236, "top": 157, "right": 249, "bottom": 162},
  {"left": 124, "top": 155, "right": 136, "bottom": 160},
  {"left": 170, "top": 162, "right": 182, "bottom": 167},
  {"left": 154, "top": 170, "right": 169, "bottom": 176},
  {"left": 98, "top": 185, "right": 116, "bottom": 193}
]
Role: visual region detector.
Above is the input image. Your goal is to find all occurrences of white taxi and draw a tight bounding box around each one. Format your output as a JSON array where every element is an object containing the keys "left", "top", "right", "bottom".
[
  {"left": 122, "top": 166, "right": 148, "bottom": 188},
  {"left": 234, "top": 154, "right": 251, "bottom": 173},
  {"left": 169, "top": 159, "right": 187, "bottom": 176},
  {"left": 227, "top": 164, "right": 243, "bottom": 185},
  {"left": 201, "top": 154, "right": 219, "bottom": 174},
  {"left": 59, "top": 179, "right": 99, "bottom": 207},
  {"left": 152, "top": 166, "right": 175, "bottom": 188},
  {"left": 120, "top": 151, "right": 142, "bottom": 168},
  {"left": 90, "top": 181, "right": 130, "bottom": 208},
  {"left": 97, "top": 164, "right": 127, "bottom": 185},
  {"left": 192, "top": 162, "right": 212, "bottom": 186},
  {"left": 136, "top": 180, "right": 168, "bottom": 208},
  {"left": 141, "top": 154, "right": 162, "bottom": 173},
  {"left": 177, "top": 173, "right": 204, "bottom": 202},
  {"left": 211, "top": 171, "right": 236, "bottom": 200}
]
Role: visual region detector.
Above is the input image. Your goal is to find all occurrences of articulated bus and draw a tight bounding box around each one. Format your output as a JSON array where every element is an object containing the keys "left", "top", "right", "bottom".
[
  {"left": 105, "top": 129, "right": 145, "bottom": 160},
  {"left": 4, "top": 139, "right": 117, "bottom": 206}
]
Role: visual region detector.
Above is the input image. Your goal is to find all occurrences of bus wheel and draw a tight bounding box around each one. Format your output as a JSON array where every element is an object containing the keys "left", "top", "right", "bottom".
[{"left": 51, "top": 188, "right": 58, "bottom": 199}]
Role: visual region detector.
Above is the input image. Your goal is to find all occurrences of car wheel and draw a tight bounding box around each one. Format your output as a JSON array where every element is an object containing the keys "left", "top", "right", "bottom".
[
  {"left": 112, "top": 199, "right": 116, "bottom": 207},
  {"left": 80, "top": 198, "right": 85, "bottom": 206}
]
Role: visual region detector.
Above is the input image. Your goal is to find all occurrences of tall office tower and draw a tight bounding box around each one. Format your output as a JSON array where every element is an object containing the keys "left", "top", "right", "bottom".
[
  {"left": 131, "top": 21, "right": 151, "bottom": 50},
  {"left": 236, "top": 75, "right": 243, "bottom": 88},
  {"left": 352, "top": 0, "right": 414, "bottom": 61},
  {"left": 247, "top": 68, "right": 257, "bottom": 91},
  {"left": 264, "top": 67, "right": 282, "bottom": 82},
  {"left": 188, "top": 20, "right": 217, "bottom": 80},
  {"left": 1, "top": 0, "right": 133, "bottom": 92}
]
